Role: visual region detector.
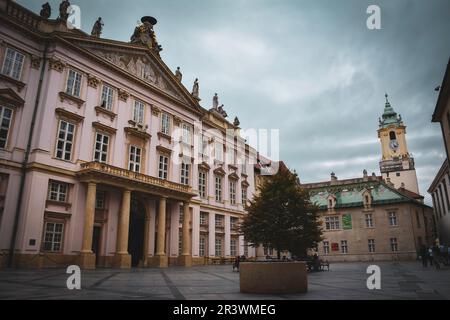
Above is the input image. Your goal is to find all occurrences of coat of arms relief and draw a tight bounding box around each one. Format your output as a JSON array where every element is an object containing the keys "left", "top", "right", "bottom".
[{"left": 91, "top": 49, "right": 182, "bottom": 100}]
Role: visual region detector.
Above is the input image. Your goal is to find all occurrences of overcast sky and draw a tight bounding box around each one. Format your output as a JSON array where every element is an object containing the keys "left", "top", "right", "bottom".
[{"left": 19, "top": 0, "right": 450, "bottom": 204}]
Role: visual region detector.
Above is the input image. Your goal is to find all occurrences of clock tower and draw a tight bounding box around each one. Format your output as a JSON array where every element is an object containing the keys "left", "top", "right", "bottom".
[{"left": 378, "top": 94, "right": 420, "bottom": 194}]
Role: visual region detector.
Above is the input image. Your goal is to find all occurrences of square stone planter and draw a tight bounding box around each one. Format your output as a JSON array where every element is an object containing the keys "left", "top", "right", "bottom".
[{"left": 239, "top": 261, "right": 308, "bottom": 294}]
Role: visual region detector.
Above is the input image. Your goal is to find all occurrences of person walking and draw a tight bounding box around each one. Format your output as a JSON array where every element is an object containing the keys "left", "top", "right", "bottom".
[
  {"left": 420, "top": 245, "right": 428, "bottom": 267},
  {"left": 428, "top": 247, "right": 434, "bottom": 267}
]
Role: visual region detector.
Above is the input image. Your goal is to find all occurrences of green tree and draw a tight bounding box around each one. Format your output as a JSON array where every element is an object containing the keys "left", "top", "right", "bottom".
[{"left": 241, "top": 166, "right": 322, "bottom": 259}]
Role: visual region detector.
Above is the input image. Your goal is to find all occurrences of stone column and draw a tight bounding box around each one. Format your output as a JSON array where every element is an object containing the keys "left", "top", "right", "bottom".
[
  {"left": 114, "top": 189, "right": 131, "bottom": 268},
  {"left": 179, "top": 201, "right": 192, "bottom": 267},
  {"left": 142, "top": 208, "right": 151, "bottom": 267},
  {"left": 154, "top": 196, "right": 168, "bottom": 267},
  {"left": 79, "top": 182, "right": 97, "bottom": 269}
]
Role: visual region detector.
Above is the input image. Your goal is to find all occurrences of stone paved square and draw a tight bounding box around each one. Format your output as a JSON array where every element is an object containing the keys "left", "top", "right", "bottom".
[{"left": 0, "top": 262, "right": 449, "bottom": 300}]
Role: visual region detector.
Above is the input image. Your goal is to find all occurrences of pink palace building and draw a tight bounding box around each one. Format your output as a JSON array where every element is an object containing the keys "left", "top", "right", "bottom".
[{"left": 0, "top": 0, "right": 262, "bottom": 269}]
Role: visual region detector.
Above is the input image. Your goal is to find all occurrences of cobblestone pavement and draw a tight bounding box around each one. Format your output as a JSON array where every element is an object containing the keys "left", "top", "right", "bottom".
[{"left": 0, "top": 261, "right": 448, "bottom": 300}]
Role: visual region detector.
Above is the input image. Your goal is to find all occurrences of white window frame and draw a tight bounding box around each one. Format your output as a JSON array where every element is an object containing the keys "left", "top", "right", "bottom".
[
  {"left": 323, "top": 241, "right": 330, "bottom": 254},
  {"left": 133, "top": 100, "right": 145, "bottom": 124},
  {"left": 215, "top": 176, "right": 222, "bottom": 202},
  {"left": 128, "top": 145, "right": 141, "bottom": 172},
  {"left": 229, "top": 180, "right": 236, "bottom": 205},
  {"left": 181, "top": 162, "right": 190, "bottom": 185},
  {"left": 55, "top": 120, "right": 75, "bottom": 161},
  {"left": 1, "top": 47, "right": 24, "bottom": 80},
  {"left": 368, "top": 239, "right": 375, "bottom": 253},
  {"left": 341, "top": 240, "right": 348, "bottom": 254},
  {"left": 365, "top": 213, "right": 374, "bottom": 228},
  {"left": 161, "top": 112, "right": 171, "bottom": 135},
  {"left": 230, "top": 217, "right": 238, "bottom": 230},
  {"left": 198, "top": 171, "right": 207, "bottom": 199},
  {"left": 158, "top": 154, "right": 169, "bottom": 180},
  {"left": 215, "top": 142, "right": 223, "bottom": 162},
  {"left": 181, "top": 122, "right": 192, "bottom": 145},
  {"left": 93, "top": 132, "right": 109, "bottom": 163},
  {"left": 200, "top": 212, "right": 208, "bottom": 225},
  {"left": 66, "top": 69, "right": 82, "bottom": 97},
  {"left": 325, "top": 216, "right": 340, "bottom": 230},
  {"left": 215, "top": 214, "right": 224, "bottom": 228},
  {"left": 242, "top": 187, "right": 247, "bottom": 207},
  {"left": 230, "top": 238, "right": 237, "bottom": 257},
  {"left": 48, "top": 181, "right": 68, "bottom": 202},
  {"left": 390, "top": 237, "right": 398, "bottom": 252},
  {"left": 0, "top": 106, "right": 13, "bottom": 149},
  {"left": 199, "top": 236, "right": 206, "bottom": 257},
  {"left": 215, "top": 236, "right": 223, "bottom": 257},
  {"left": 388, "top": 212, "right": 398, "bottom": 226},
  {"left": 43, "top": 221, "right": 64, "bottom": 252},
  {"left": 100, "top": 84, "right": 114, "bottom": 110}
]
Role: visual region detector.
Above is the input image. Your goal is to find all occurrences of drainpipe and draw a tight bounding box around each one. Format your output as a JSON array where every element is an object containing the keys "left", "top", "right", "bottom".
[{"left": 8, "top": 41, "right": 49, "bottom": 268}]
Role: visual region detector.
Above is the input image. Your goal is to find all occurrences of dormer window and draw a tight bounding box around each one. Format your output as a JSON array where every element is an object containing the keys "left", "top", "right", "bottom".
[
  {"left": 362, "top": 189, "right": 372, "bottom": 208},
  {"left": 327, "top": 195, "right": 336, "bottom": 209}
]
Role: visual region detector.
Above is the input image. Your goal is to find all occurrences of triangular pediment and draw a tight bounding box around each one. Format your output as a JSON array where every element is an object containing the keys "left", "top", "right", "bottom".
[
  {"left": 61, "top": 37, "right": 199, "bottom": 111},
  {"left": 0, "top": 88, "right": 25, "bottom": 107}
]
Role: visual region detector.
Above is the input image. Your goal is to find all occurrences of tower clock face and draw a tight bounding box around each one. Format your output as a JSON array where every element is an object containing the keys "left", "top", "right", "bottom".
[{"left": 389, "top": 140, "right": 399, "bottom": 150}]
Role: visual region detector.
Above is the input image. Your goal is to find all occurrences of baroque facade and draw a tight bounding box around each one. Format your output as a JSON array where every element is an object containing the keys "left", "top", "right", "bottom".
[
  {"left": 0, "top": 0, "right": 259, "bottom": 269},
  {"left": 302, "top": 96, "right": 435, "bottom": 262},
  {"left": 428, "top": 58, "right": 450, "bottom": 244}
]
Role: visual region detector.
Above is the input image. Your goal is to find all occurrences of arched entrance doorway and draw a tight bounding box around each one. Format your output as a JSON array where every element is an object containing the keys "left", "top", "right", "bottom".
[{"left": 128, "top": 197, "right": 146, "bottom": 267}]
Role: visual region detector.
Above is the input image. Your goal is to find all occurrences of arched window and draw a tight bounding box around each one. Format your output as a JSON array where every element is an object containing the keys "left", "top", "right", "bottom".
[{"left": 389, "top": 131, "right": 396, "bottom": 140}]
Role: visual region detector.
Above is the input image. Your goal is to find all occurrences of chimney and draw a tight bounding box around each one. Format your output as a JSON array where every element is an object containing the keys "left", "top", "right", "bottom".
[
  {"left": 363, "top": 169, "right": 368, "bottom": 181},
  {"left": 330, "top": 172, "right": 337, "bottom": 185}
]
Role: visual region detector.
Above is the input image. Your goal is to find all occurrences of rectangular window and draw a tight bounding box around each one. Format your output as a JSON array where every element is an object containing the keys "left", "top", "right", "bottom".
[
  {"left": 230, "top": 238, "right": 237, "bottom": 257},
  {"left": 200, "top": 212, "right": 208, "bottom": 225},
  {"left": 215, "top": 236, "right": 222, "bottom": 257},
  {"left": 101, "top": 84, "right": 114, "bottom": 110},
  {"left": 215, "top": 176, "right": 222, "bottom": 202},
  {"left": 0, "top": 106, "right": 13, "bottom": 149},
  {"left": 198, "top": 135, "right": 208, "bottom": 155},
  {"left": 55, "top": 120, "right": 75, "bottom": 161},
  {"left": 158, "top": 155, "right": 169, "bottom": 179},
  {"left": 230, "top": 217, "right": 239, "bottom": 230},
  {"left": 215, "top": 214, "right": 224, "bottom": 228},
  {"left": 66, "top": 69, "right": 82, "bottom": 97},
  {"left": 242, "top": 187, "right": 247, "bottom": 207},
  {"left": 179, "top": 205, "right": 184, "bottom": 224},
  {"left": 388, "top": 212, "right": 398, "bottom": 226},
  {"left": 43, "top": 222, "right": 64, "bottom": 252},
  {"left": 161, "top": 112, "right": 171, "bottom": 135},
  {"left": 215, "top": 142, "right": 223, "bottom": 162},
  {"left": 48, "top": 181, "right": 68, "bottom": 202},
  {"left": 178, "top": 230, "right": 182, "bottom": 255},
  {"left": 133, "top": 100, "right": 145, "bottom": 124},
  {"left": 199, "top": 237, "right": 206, "bottom": 257},
  {"left": 368, "top": 239, "right": 375, "bottom": 253},
  {"left": 1, "top": 48, "right": 24, "bottom": 80},
  {"left": 198, "top": 171, "right": 207, "bottom": 199},
  {"left": 128, "top": 145, "right": 141, "bottom": 172},
  {"left": 341, "top": 240, "right": 348, "bottom": 254},
  {"left": 244, "top": 241, "right": 249, "bottom": 257},
  {"left": 181, "top": 162, "right": 190, "bottom": 185},
  {"left": 325, "top": 216, "right": 340, "bottom": 230},
  {"left": 323, "top": 241, "right": 330, "bottom": 254},
  {"left": 229, "top": 180, "right": 236, "bottom": 205},
  {"left": 93, "top": 132, "right": 109, "bottom": 163},
  {"left": 365, "top": 213, "right": 374, "bottom": 228},
  {"left": 390, "top": 237, "right": 398, "bottom": 252},
  {"left": 95, "top": 191, "right": 105, "bottom": 209},
  {"left": 181, "top": 123, "right": 192, "bottom": 145}
]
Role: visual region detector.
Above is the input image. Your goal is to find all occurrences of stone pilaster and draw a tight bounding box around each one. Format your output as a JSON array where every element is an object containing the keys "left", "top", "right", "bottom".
[{"left": 79, "top": 182, "right": 97, "bottom": 269}]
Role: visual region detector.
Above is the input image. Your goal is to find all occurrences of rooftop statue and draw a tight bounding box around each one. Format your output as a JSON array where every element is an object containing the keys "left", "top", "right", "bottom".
[
  {"left": 58, "top": 0, "right": 70, "bottom": 21},
  {"left": 91, "top": 17, "right": 104, "bottom": 38},
  {"left": 131, "top": 16, "right": 162, "bottom": 54},
  {"left": 191, "top": 78, "right": 199, "bottom": 98},
  {"left": 218, "top": 104, "right": 227, "bottom": 118},
  {"left": 40, "top": 2, "right": 51, "bottom": 19},
  {"left": 213, "top": 93, "right": 219, "bottom": 109},
  {"left": 175, "top": 67, "right": 182, "bottom": 81},
  {"left": 233, "top": 116, "right": 240, "bottom": 127}
]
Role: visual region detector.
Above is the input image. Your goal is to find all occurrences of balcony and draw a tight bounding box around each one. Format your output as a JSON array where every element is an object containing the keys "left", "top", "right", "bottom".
[{"left": 78, "top": 162, "right": 196, "bottom": 200}]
